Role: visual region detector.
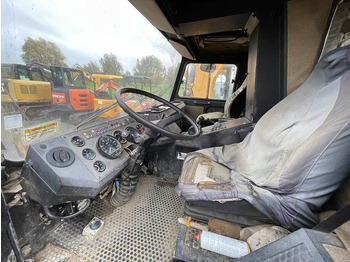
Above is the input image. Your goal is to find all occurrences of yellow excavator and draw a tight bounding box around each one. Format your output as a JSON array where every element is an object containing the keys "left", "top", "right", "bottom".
[
  {"left": 182, "top": 64, "right": 236, "bottom": 99},
  {"left": 73, "top": 65, "right": 122, "bottom": 118},
  {"left": 73, "top": 65, "right": 152, "bottom": 117},
  {"left": 1, "top": 63, "right": 52, "bottom": 120}
]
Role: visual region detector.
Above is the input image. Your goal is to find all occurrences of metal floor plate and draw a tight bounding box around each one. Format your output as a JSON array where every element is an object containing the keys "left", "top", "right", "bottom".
[{"left": 38, "top": 176, "right": 184, "bottom": 262}]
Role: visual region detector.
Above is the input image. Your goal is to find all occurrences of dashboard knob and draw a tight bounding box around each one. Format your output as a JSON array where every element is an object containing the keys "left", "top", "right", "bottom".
[{"left": 59, "top": 150, "right": 70, "bottom": 162}]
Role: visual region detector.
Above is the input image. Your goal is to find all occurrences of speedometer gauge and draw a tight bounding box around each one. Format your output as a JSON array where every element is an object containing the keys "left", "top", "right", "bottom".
[{"left": 97, "top": 135, "right": 123, "bottom": 159}]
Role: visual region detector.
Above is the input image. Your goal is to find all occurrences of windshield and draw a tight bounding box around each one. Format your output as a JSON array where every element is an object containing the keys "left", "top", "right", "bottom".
[{"left": 1, "top": 0, "right": 181, "bottom": 161}]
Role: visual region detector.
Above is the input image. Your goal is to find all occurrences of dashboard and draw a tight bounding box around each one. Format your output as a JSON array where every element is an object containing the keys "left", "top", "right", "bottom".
[
  {"left": 60, "top": 116, "right": 144, "bottom": 180},
  {"left": 22, "top": 103, "right": 185, "bottom": 206}
]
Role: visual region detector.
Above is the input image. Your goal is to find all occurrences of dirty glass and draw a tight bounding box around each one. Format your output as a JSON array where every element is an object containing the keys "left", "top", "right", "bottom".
[
  {"left": 17, "top": 66, "right": 31, "bottom": 80},
  {"left": 30, "top": 68, "right": 45, "bottom": 81},
  {"left": 1, "top": 0, "right": 181, "bottom": 161},
  {"left": 179, "top": 63, "right": 237, "bottom": 100},
  {"left": 1, "top": 65, "right": 13, "bottom": 79}
]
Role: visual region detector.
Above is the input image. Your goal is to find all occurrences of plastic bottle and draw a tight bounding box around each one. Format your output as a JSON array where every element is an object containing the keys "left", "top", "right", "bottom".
[{"left": 194, "top": 230, "right": 250, "bottom": 258}]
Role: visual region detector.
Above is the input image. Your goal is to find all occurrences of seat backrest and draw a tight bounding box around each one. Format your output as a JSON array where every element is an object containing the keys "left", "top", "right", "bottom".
[
  {"left": 223, "top": 77, "right": 247, "bottom": 118},
  {"left": 231, "top": 46, "right": 350, "bottom": 207}
]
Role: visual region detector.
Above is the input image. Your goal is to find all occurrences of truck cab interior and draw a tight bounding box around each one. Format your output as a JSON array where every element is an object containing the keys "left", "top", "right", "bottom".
[{"left": 1, "top": 0, "right": 349, "bottom": 261}]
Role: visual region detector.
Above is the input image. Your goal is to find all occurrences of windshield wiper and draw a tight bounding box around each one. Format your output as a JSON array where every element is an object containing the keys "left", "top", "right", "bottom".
[{"left": 76, "top": 101, "right": 119, "bottom": 129}]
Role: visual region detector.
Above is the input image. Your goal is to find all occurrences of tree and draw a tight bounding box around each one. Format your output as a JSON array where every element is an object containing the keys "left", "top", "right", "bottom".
[
  {"left": 165, "top": 64, "right": 179, "bottom": 86},
  {"left": 21, "top": 37, "right": 66, "bottom": 66},
  {"left": 84, "top": 61, "right": 100, "bottom": 74},
  {"left": 133, "top": 55, "right": 166, "bottom": 86},
  {"left": 99, "top": 53, "right": 124, "bottom": 75}
]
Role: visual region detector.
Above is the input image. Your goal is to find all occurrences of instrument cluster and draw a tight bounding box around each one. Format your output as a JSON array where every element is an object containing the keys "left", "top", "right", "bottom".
[{"left": 69, "top": 122, "right": 145, "bottom": 173}]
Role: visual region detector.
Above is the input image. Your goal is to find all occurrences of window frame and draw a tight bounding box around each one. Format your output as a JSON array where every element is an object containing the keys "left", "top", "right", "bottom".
[{"left": 177, "top": 62, "right": 237, "bottom": 101}]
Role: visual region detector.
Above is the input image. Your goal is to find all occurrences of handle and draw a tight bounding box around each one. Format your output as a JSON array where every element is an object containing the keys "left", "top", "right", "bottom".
[{"left": 193, "top": 100, "right": 211, "bottom": 105}]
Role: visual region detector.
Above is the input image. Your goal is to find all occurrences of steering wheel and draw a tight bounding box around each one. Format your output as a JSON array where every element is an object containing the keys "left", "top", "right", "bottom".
[{"left": 116, "top": 88, "right": 201, "bottom": 140}]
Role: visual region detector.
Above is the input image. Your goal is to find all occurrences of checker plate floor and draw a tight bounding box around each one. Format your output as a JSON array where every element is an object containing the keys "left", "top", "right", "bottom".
[{"left": 36, "top": 176, "right": 184, "bottom": 262}]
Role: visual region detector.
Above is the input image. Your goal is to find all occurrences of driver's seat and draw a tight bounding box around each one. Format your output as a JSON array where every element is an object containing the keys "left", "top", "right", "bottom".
[{"left": 176, "top": 46, "right": 350, "bottom": 231}]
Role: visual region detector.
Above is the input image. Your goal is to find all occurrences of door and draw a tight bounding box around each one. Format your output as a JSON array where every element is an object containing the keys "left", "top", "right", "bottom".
[{"left": 173, "top": 63, "right": 237, "bottom": 120}]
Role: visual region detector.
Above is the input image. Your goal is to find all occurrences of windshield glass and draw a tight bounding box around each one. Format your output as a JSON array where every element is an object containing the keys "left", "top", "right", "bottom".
[{"left": 1, "top": 0, "right": 181, "bottom": 160}]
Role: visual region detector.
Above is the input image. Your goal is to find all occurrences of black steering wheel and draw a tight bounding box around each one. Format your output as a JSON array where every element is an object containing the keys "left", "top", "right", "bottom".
[{"left": 116, "top": 88, "right": 201, "bottom": 140}]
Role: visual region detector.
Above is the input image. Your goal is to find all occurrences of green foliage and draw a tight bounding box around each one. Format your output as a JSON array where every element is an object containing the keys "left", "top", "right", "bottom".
[
  {"left": 165, "top": 64, "right": 179, "bottom": 86},
  {"left": 84, "top": 61, "right": 100, "bottom": 74},
  {"left": 133, "top": 55, "right": 165, "bottom": 86},
  {"left": 99, "top": 53, "right": 124, "bottom": 75},
  {"left": 85, "top": 79, "right": 96, "bottom": 92},
  {"left": 21, "top": 37, "right": 67, "bottom": 66}
]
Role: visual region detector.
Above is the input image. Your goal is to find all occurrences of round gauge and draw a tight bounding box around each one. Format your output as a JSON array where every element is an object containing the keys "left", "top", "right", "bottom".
[
  {"left": 97, "top": 135, "right": 123, "bottom": 159},
  {"left": 93, "top": 160, "right": 106, "bottom": 172},
  {"left": 82, "top": 148, "right": 96, "bottom": 160},
  {"left": 113, "top": 130, "right": 127, "bottom": 144},
  {"left": 126, "top": 126, "right": 141, "bottom": 135},
  {"left": 136, "top": 124, "right": 145, "bottom": 133},
  {"left": 71, "top": 136, "right": 85, "bottom": 147}
]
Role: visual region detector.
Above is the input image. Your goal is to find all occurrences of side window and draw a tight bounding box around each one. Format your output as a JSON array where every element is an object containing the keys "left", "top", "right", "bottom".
[
  {"left": 17, "top": 67, "right": 31, "bottom": 80},
  {"left": 63, "top": 71, "right": 70, "bottom": 85},
  {"left": 52, "top": 68, "right": 65, "bottom": 86},
  {"left": 71, "top": 71, "right": 85, "bottom": 87},
  {"left": 30, "top": 68, "right": 45, "bottom": 81},
  {"left": 179, "top": 63, "right": 237, "bottom": 100},
  {"left": 1, "top": 66, "right": 14, "bottom": 79}
]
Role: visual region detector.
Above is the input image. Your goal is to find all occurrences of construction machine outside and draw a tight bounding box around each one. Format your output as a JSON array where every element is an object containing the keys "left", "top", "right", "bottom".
[
  {"left": 29, "top": 63, "right": 96, "bottom": 124},
  {"left": 1, "top": 63, "right": 52, "bottom": 120},
  {"left": 74, "top": 64, "right": 153, "bottom": 118}
]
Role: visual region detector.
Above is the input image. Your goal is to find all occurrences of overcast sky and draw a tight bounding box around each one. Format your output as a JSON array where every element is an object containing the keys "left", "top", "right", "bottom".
[{"left": 1, "top": 0, "right": 180, "bottom": 72}]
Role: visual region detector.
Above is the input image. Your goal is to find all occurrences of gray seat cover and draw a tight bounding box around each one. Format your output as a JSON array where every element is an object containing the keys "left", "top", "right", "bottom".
[{"left": 176, "top": 46, "right": 350, "bottom": 230}]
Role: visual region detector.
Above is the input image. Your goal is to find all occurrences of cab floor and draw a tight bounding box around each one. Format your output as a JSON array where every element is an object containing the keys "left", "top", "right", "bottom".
[{"left": 36, "top": 176, "right": 184, "bottom": 262}]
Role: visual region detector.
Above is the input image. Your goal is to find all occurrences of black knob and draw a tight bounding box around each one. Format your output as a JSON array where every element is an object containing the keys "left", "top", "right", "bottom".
[{"left": 59, "top": 150, "right": 70, "bottom": 162}]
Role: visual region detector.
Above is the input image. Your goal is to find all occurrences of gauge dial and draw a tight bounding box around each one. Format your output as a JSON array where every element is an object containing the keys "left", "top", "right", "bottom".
[
  {"left": 113, "top": 130, "right": 127, "bottom": 144},
  {"left": 93, "top": 161, "right": 106, "bottom": 172},
  {"left": 82, "top": 148, "right": 96, "bottom": 160},
  {"left": 97, "top": 135, "right": 123, "bottom": 159},
  {"left": 71, "top": 136, "right": 85, "bottom": 147}
]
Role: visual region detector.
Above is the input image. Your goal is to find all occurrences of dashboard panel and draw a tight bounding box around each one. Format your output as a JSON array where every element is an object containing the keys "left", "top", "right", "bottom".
[
  {"left": 22, "top": 116, "right": 144, "bottom": 206},
  {"left": 21, "top": 103, "right": 186, "bottom": 206},
  {"left": 61, "top": 116, "right": 141, "bottom": 180}
]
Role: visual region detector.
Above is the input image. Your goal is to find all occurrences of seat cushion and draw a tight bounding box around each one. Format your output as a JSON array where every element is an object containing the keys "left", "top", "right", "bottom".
[{"left": 177, "top": 155, "right": 240, "bottom": 202}]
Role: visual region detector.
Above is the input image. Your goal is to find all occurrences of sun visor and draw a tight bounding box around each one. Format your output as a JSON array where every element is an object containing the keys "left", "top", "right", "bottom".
[
  {"left": 169, "top": 40, "right": 195, "bottom": 60},
  {"left": 178, "top": 13, "right": 252, "bottom": 37},
  {"left": 129, "top": 0, "right": 176, "bottom": 35}
]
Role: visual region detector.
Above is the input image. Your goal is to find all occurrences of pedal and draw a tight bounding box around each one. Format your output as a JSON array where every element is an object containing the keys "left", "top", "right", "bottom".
[{"left": 82, "top": 217, "right": 104, "bottom": 241}]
